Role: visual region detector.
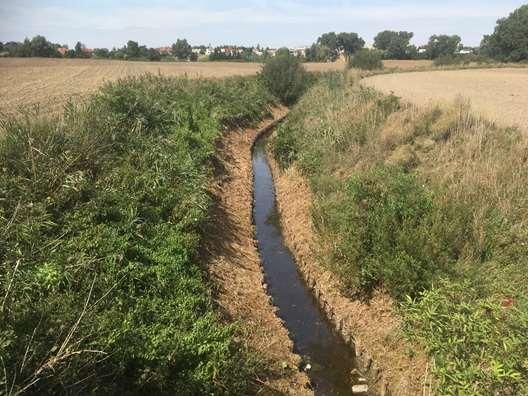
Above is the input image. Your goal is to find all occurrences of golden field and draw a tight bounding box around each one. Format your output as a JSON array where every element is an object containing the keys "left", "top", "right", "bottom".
[
  {"left": 362, "top": 68, "right": 528, "bottom": 131},
  {"left": 382, "top": 59, "right": 433, "bottom": 70},
  {"left": 0, "top": 58, "right": 344, "bottom": 115}
]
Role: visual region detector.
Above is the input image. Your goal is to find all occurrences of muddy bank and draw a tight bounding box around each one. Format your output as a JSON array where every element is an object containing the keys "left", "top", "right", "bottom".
[
  {"left": 266, "top": 137, "right": 430, "bottom": 396},
  {"left": 203, "top": 109, "right": 311, "bottom": 395}
]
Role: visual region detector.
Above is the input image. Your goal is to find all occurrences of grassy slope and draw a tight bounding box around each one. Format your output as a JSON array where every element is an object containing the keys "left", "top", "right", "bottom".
[
  {"left": 273, "top": 71, "right": 528, "bottom": 395},
  {"left": 0, "top": 75, "right": 275, "bottom": 394}
]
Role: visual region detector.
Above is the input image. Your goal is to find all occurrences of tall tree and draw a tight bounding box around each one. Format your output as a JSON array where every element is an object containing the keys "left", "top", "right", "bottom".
[
  {"left": 148, "top": 48, "right": 161, "bottom": 61},
  {"left": 337, "top": 32, "right": 365, "bottom": 58},
  {"left": 93, "top": 48, "right": 110, "bottom": 58},
  {"left": 374, "top": 31, "right": 414, "bottom": 59},
  {"left": 426, "top": 35, "right": 462, "bottom": 59},
  {"left": 18, "top": 38, "right": 32, "bottom": 57},
  {"left": 172, "top": 39, "right": 192, "bottom": 60},
  {"left": 30, "top": 35, "right": 61, "bottom": 57},
  {"left": 74, "top": 41, "right": 88, "bottom": 58},
  {"left": 315, "top": 32, "right": 364, "bottom": 61},
  {"left": 481, "top": 4, "right": 528, "bottom": 62},
  {"left": 126, "top": 40, "right": 140, "bottom": 58}
]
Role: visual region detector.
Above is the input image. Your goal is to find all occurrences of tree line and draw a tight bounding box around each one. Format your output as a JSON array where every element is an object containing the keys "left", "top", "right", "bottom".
[
  {"left": 0, "top": 37, "right": 200, "bottom": 62},
  {"left": 293, "top": 4, "right": 528, "bottom": 63},
  {"left": 1, "top": 4, "right": 527, "bottom": 63}
]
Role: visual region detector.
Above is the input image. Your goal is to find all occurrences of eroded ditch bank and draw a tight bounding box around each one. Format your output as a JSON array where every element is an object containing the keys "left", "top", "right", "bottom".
[
  {"left": 204, "top": 110, "right": 311, "bottom": 395},
  {"left": 253, "top": 136, "right": 364, "bottom": 395}
]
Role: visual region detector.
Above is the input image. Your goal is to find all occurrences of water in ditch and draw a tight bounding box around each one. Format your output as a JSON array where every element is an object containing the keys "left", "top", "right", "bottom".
[{"left": 252, "top": 138, "right": 357, "bottom": 395}]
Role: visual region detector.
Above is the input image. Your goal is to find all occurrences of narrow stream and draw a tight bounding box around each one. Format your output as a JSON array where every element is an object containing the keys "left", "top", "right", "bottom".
[{"left": 252, "top": 138, "right": 357, "bottom": 395}]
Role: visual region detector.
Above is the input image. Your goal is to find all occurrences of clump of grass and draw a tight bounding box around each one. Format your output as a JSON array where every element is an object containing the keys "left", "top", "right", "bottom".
[
  {"left": 273, "top": 71, "right": 528, "bottom": 394},
  {"left": 0, "top": 74, "right": 275, "bottom": 394}
]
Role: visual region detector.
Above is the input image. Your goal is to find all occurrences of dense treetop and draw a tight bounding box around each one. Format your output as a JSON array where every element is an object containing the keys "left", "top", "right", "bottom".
[{"left": 481, "top": 4, "right": 528, "bottom": 62}]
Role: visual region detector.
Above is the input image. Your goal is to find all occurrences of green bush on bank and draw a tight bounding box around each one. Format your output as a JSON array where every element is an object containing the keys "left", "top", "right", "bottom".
[
  {"left": 0, "top": 75, "right": 275, "bottom": 394},
  {"left": 259, "top": 52, "right": 311, "bottom": 105},
  {"left": 349, "top": 49, "right": 384, "bottom": 70},
  {"left": 314, "top": 166, "right": 471, "bottom": 299},
  {"left": 404, "top": 281, "right": 528, "bottom": 395}
]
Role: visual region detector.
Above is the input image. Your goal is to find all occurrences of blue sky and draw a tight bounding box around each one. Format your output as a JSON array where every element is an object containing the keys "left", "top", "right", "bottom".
[{"left": 0, "top": 0, "right": 525, "bottom": 48}]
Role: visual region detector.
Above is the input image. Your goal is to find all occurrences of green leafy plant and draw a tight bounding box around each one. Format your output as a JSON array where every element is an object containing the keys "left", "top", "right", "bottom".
[
  {"left": 0, "top": 74, "right": 274, "bottom": 394},
  {"left": 349, "top": 49, "right": 384, "bottom": 70},
  {"left": 259, "top": 52, "right": 311, "bottom": 105}
]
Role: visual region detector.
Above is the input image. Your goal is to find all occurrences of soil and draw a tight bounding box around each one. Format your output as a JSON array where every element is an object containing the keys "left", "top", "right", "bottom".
[
  {"left": 203, "top": 109, "right": 312, "bottom": 395},
  {"left": 266, "top": 140, "right": 431, "bottom": 396}
]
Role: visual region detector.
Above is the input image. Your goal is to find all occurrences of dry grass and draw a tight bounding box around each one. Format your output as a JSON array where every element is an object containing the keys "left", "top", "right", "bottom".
[
  {"left": 362, "top": 68, "right": 528, "bottom": 132},
  {"left": 0, "top": 57, "right": 343, "bottom": 115},
  {"left": 383, "top": 59, "right": 433, "bottom": 70}
]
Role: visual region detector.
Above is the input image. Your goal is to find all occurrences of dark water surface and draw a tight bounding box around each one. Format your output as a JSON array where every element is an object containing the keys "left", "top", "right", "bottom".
[{"left": 252, "top": 138, "right": 356, "bottom": 395}]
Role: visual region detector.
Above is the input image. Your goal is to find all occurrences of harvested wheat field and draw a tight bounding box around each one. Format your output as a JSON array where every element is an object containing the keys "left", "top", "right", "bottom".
[
  {"left": 363, "top": 68, "right": 528, "bottom": 131},
  {"left": 0, "top": 58, "right": 343, "bottom": 115},
  {"left": 382, "top": 59, "right": 433, "bottom": 70}
]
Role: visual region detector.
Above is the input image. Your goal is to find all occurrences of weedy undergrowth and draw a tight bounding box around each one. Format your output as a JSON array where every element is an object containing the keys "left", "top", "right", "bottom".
[
  {"left": 0, "top": 74, "right": 275, "bottom": 394},
  {"left": 273, "top": 71, "right": 528, "bottom": 394}
]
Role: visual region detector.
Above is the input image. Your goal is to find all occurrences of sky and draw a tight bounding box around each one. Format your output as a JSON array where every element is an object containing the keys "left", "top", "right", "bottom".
[{"left": 0, "top": 0, "right": 526, "bottom": 49}]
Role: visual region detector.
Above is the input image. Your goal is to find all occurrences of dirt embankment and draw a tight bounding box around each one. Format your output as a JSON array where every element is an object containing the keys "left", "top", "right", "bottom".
[
  {"left": 266, "top": 140, "right": 430, "bottom": 396},
  {"left": 203, "top": 109, "right": 311, "bottom": 395}
]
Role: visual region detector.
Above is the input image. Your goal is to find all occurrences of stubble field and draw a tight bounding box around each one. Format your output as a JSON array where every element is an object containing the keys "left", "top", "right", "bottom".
[
  {"left": 0, "top": 58, "right": 344, "bottom": 115},
  {"left": 362, "top": 67, "right": 528, "bottom": 131}
]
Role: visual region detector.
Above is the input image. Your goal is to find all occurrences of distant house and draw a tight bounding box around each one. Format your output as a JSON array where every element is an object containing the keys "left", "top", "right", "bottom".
[
  {"left": 219, "top": 46, "right": 240, "bottom": 56},
  {"left": 57, "top": 47, "right": 68, "bottom": 56},
  {"left": 291, "top": 47, "right": 308, "bottom": 57},
  {"left": 156, "top": 46, "right": 172, "bottom": 55}
]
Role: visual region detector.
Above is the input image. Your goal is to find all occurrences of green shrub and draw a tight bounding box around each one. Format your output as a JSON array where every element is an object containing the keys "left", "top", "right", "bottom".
[
  {"left": 273, "top": 122, "right": 299, "bottom": 167},
  {"left": 349, "top": 49, "right": 384, "bottom": 70},
  {"left": 314, "top": 167, "right": 470, "bottom": 299},
  {"left": 404, "top": 280, "right": 528, "bottom": 395},
  {"left": 0, "top": 74, "right": 274, "bottom": 394},
  {"left": 259, "top": 53, "right": 310, "bottom": 105},
  {"left": 433, "top": 55, "right": 463, "bottom": 66}
]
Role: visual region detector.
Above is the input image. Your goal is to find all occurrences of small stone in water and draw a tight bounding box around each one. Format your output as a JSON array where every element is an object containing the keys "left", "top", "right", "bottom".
[{"left": 352, "top": 384, "right": 369, "bottom": 395}]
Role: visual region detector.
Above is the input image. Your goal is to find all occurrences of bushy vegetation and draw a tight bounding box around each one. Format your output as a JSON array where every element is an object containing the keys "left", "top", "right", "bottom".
[
  {"left": 0, "top": 75, "right": 275, "bottom": 394},
  {"left": 482, "top": 4, "right": 528, "bottom": 62},
  {"left": 273, "top": 72, "right": 528, "bottom": 394},
  {"left": 259, "top": 52, "right": 311, "bottom": 105},
  {"left": 305, "top": 32, "right": 365, "bottom": 62},
  {"left": 349, "top": 49, "right": 384, "bottom": 70},
  {"left": 373, "top": 31, "right": 417, "bottom": 60},
  {"left": 315, "top": 167, "right": 471, "bottom": 300}
]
